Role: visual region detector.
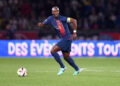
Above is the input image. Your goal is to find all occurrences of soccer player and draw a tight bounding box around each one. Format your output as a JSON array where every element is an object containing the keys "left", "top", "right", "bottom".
[{"left": 38, "top": 6, "right": 80, "bottom": 76}]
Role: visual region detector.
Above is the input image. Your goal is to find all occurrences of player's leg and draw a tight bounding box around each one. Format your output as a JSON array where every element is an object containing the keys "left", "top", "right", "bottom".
[
  {"left": 51, "top": 44, "right": 65, "bottom": 68},
  {"left": 62, "top": 52, "right": 80, "bottom": 75},
  {"left": 51, "top": 44, "right": 66, "bottom": 75}
]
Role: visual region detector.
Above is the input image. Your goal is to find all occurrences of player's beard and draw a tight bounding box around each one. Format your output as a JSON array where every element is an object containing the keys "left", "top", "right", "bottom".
[{"left": 54, "top": 14, "right": 59, "bottom": 19}]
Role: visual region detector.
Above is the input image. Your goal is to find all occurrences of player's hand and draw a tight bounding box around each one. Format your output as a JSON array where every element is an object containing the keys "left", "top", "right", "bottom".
[
  {"left": 38, "top": 22, "right": 44, "bottom": 27},
  {"left": 38, "top": 22, "right": 42, "bottom": 27},
  {"left": 72, "top": 33, "right": 77, "bottom": 40}
]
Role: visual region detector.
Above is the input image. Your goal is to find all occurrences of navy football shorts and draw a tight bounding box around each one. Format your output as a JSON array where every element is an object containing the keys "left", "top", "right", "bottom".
[{"left": 57, "top": 38, "right": 72, "bottom": 53}]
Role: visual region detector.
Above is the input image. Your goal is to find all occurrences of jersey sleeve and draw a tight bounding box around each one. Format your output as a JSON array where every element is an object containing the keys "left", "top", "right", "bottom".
[
  {"left": 43, "top": 17, "right": 51, "bottom": 25},
  {"left": 62, "top": 17, "right": 71, "bottom": 23}
]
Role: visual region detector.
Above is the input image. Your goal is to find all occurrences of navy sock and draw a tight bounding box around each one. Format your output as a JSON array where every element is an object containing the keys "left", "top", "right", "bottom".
[
  {"left": 65, "top": 57, "right": 79, "bottom": 71},
  {"left": 52, "top": 52, "right": 65, "bottom": 68}
]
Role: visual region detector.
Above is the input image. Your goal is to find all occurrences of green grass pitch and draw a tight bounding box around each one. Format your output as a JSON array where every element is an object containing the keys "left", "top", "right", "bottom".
[{"left": 0, "top": 58, "right": 120, "bottom": 86}]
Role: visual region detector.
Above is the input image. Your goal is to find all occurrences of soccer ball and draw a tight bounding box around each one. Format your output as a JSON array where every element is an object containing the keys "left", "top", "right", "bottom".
[{"left": 17, "top": 67, "right": 27, "bottom": 77}]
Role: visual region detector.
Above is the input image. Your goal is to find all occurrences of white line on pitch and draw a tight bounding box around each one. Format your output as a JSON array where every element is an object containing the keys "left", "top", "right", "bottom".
[{"left": 34, "top": 68, "right": 120, "bottom": 73}]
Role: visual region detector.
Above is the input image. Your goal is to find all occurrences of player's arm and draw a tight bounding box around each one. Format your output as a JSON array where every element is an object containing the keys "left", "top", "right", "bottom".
[
  {"left": 38, "top": 17, "right": 51, "bottom": 28},
  {"left": 68, "top": 18, "right": 77, "bottom": 40}
]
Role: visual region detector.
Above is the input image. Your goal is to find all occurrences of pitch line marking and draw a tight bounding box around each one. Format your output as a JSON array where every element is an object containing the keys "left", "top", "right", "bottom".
[{"left": 34, "top": 68, "right": 120, "bottom": 73}]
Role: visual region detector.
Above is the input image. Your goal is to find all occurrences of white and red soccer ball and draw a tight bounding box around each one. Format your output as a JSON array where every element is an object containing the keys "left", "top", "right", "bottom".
[{"left": 17, "top": 67, "right": 27, "bottom": 77}]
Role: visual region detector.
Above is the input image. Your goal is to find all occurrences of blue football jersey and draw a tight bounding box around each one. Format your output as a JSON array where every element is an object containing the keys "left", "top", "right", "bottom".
[{"left": 43, "top": 15, "right": 72, "bottom": 39}]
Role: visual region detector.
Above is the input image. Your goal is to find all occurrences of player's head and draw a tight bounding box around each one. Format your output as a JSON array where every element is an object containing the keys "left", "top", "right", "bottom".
[{"left": 52, "top": 6, "right": 59, "bottom": 18}]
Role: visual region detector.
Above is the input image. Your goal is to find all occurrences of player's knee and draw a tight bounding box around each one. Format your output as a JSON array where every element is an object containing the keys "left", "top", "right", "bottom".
[
  {"left": 63, "top": 56, "right": 69, "bottom": 60},
  {"left": 50, "top": 49, "right": 55, "bottom": 54}
]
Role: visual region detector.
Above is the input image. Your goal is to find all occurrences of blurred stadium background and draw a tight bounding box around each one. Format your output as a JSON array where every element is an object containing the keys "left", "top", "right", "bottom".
[
  {"left": 0, "top": 0, "right": 120, "bottom": 40},
  {"left": 0, "top": 0, "right": 120, "bottom": 86}
]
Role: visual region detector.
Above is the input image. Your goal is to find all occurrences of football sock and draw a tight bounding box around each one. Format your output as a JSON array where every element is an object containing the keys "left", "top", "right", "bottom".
[
  {"left": 65, "top": 57, "right": 79, "bottom": 71},
  {"left": 52, "top": 52, "right": 65, "bottom": 68}
]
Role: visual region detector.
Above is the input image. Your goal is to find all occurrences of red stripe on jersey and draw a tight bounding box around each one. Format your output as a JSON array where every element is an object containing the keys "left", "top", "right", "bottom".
[{"left": 56, "top": 20, "right": 65, "bottom": 37}]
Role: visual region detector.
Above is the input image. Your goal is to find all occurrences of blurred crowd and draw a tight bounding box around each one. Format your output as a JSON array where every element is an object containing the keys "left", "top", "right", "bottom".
[{"left": 0, "top": 0, "right": 120, "bottom": 31}]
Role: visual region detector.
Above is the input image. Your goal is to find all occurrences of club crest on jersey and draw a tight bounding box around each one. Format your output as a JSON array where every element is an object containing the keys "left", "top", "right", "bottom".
[
  {"left": 55, "top": 26, "right": 59, "bottom": 30},
  {"left": 58, "top": 23, "right": 60, "bottom": 25}
]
